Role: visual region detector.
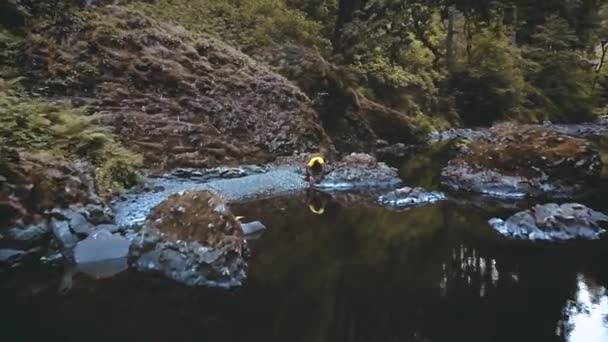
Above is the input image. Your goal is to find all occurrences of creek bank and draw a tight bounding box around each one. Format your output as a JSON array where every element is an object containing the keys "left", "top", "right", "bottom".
[
  {"left": 0, "top": 147, "right": 119, "bottom": 266},
  {"left": 113, "top": 153, "right": 403, "bottom": 227},
  {"left": 429, "top": 117, "right": 608, "bottom": 143},
  {"left": 440, "top": 123, "right": 602, "bottom": 199},
  {"left": 489, "top": 203, "right": 608, "bottom": 241}
]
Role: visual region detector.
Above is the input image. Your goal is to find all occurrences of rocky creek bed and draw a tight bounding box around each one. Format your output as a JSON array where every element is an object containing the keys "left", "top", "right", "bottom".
[{"left": 2, "top": 123, "right": 608, "bottom": 291}]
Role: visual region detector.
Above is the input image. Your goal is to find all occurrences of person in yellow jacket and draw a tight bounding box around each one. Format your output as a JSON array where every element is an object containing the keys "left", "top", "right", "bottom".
[{"left": 304, "top": 156, "right": 326, "bottom": 185}]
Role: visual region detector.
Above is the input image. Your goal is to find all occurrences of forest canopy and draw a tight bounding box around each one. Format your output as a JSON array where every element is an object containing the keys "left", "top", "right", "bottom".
[{"left": 2, "top": 0, "right": 608, "bottom": 128}]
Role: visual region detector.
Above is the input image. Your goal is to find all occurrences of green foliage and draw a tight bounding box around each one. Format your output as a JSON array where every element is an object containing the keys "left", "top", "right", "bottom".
[
  {"left": 0, "top": 28, "right": 22, "bottom": 77},
  {"left": 285, "top": 0, "right": 337, "bottom": 38},
  {"left": 0, "top": 78, "right": 143, "bottom": 195},
  {"left": 339, "top": 3, "right": 446, "bottom": 125},
  {"left": 450, "top": 25, "right": 532, "bottom": 125},
  {"left": 129, "top": 0, "right": 330, "bottom": 51},
  {"left": 349, "top": 51, "right": 434, "bottom": 91},
  {"left": 524, "top": 15, "right": 598, "bottom": 122}
]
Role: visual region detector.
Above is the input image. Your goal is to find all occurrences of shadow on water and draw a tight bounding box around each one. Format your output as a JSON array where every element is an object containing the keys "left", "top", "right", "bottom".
[{"left": 2, "top": 191, "right": 608, "bottom": 342}]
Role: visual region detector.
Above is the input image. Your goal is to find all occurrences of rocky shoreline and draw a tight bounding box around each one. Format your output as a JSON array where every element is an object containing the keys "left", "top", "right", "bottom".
[
  {"left": 3, "top": 118, "right": 608, "bottom": 288},
  {"left": 4, "top": 117, "right": 608, "bottom": 289}
]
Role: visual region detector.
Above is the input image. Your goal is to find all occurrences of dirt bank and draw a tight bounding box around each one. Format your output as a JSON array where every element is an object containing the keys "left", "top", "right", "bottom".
[{"left": 20, "top": 6, "right": 334, "bottom": 168}]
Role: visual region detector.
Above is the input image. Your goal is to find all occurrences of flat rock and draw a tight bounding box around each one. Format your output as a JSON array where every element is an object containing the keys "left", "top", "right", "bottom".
[
  {"left": 379, "top": 187, "right": 446, "bottom": 207},
  {"left": 489, "top": 203, "right": 608, "bottom": 241},
  {"left": 240, "top": 221, "right": 266, "bottom": 239},
  {"left": 4, "top": 222, "right": 50, "bottom": 244},
  {"left": 318, "top": 153, "right": 401, "bottom": 189},
  {"left": 74, "top": 230, "right": 131, "bottom": 264}
]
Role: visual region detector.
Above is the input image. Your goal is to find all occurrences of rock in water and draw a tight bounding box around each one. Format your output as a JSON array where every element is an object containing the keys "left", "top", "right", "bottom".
[
  {"left": 240, "top": 221, "right": 266, "bottom": 239},
  {"left": 379, "top": 187, "right": 446, "bottom": 207},
  {"left": 489, "top": 203, "right": 608, "bottom": 241},
  {"left": 130, "top": 190, "right": 247, "bottom": 288},
  {"left": 74, "top": 230, "right": 131, "bottom": 264},
  {"left": 441, "top": 124, "right": 602, "bottom": 199},
  {"left": 318, "top": 153, "right": 401, "bottom": 189},
  {"left": 77, "top": 258, "right": 128, "bottom": 279}
]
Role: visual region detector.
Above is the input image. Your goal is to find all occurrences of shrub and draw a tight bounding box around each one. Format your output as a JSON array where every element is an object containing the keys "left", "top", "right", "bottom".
[
  {"left": 0, "top": 78, "right": 143, "bottom": 195},
  {"left": 129, "top": 0, "right": 329, "bottom": 51}
]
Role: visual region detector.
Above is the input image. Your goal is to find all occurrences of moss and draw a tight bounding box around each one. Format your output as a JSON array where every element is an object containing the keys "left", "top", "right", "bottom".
[
  {"left": 0, "top": 78, "right": 143, "bottom": 196},
  {"left": 460, "top": 124, "right": 598, "bottom": 180},
  {"left": 410, "top": 113, "right": 451, "bottom": 134}
]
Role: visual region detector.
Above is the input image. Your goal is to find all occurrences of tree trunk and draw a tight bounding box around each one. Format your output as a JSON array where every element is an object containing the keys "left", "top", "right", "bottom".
[
  {"left": 446, "top": 5, "right": 457, "bottom": 71},
  {"left": 596, "top": 41, "right": 608, "bottom": 73}
]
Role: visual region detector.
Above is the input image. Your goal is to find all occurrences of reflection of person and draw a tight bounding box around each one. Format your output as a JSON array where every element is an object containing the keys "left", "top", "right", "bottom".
[
  {"left": 306, "top": 189, "right": 329, "bottom": 215},
  {"left": 305, "top": 156, "right": 326, "bottom": 185}
]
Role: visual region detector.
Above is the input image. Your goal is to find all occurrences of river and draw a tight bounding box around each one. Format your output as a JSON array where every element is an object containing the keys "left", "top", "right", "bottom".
[{"left": 1, "top": 139, "right": 608, "bottom": 342}]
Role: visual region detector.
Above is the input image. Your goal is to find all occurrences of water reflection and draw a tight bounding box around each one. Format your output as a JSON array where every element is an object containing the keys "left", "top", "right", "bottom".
[
  {"left": 439, "top": 245, "right": 520, "bottom": 299},
  {"left": 2, "top": 193, "right": 608, "bottom": 342},
  {"left": 559, "top": 274, "right": 608, "bottom": 342}
]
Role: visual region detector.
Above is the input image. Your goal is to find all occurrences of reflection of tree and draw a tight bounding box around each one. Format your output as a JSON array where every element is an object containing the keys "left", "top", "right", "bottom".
[
  {"left": 235, "top": 195, "right": 581, "bottom": 342},
  {"left": 558, "top": 274, "right": 608, "bottom": 341}
]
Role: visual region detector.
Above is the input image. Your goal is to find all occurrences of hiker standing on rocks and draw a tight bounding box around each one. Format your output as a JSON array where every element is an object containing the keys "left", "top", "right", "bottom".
[{"left": 305, "top": 156, "right": 326, "bottom": 185}]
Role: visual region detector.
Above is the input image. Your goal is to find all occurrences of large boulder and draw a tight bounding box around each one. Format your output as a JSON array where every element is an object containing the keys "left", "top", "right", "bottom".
[
  {"left": 489, "top": 203, "right": 608, "bottom": 241},
  {"left": 130, "top": 190, "right": 247, "bottom": 287},
  {"left": 21, "top": 6, "right": 334, "bottom": 168},
  {"left": 317, "top": 153, "right": 401, "bottom": 189},
  {"left": 441, "top": 124, "right": 602, "bottom": 198}
]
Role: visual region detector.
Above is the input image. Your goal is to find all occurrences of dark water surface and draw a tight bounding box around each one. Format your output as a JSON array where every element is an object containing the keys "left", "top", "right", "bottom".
[
  {"left": 2, "top": 192, "right": 608, "bottom": 342},
  {"left": 2, "top": 140, "right": 608, "bottom": 342}
]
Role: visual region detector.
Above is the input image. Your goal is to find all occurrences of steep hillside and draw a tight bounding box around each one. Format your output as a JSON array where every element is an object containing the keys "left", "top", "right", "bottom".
[{"left": 19, "top": 5, "right": 334, "bottom": 168}]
